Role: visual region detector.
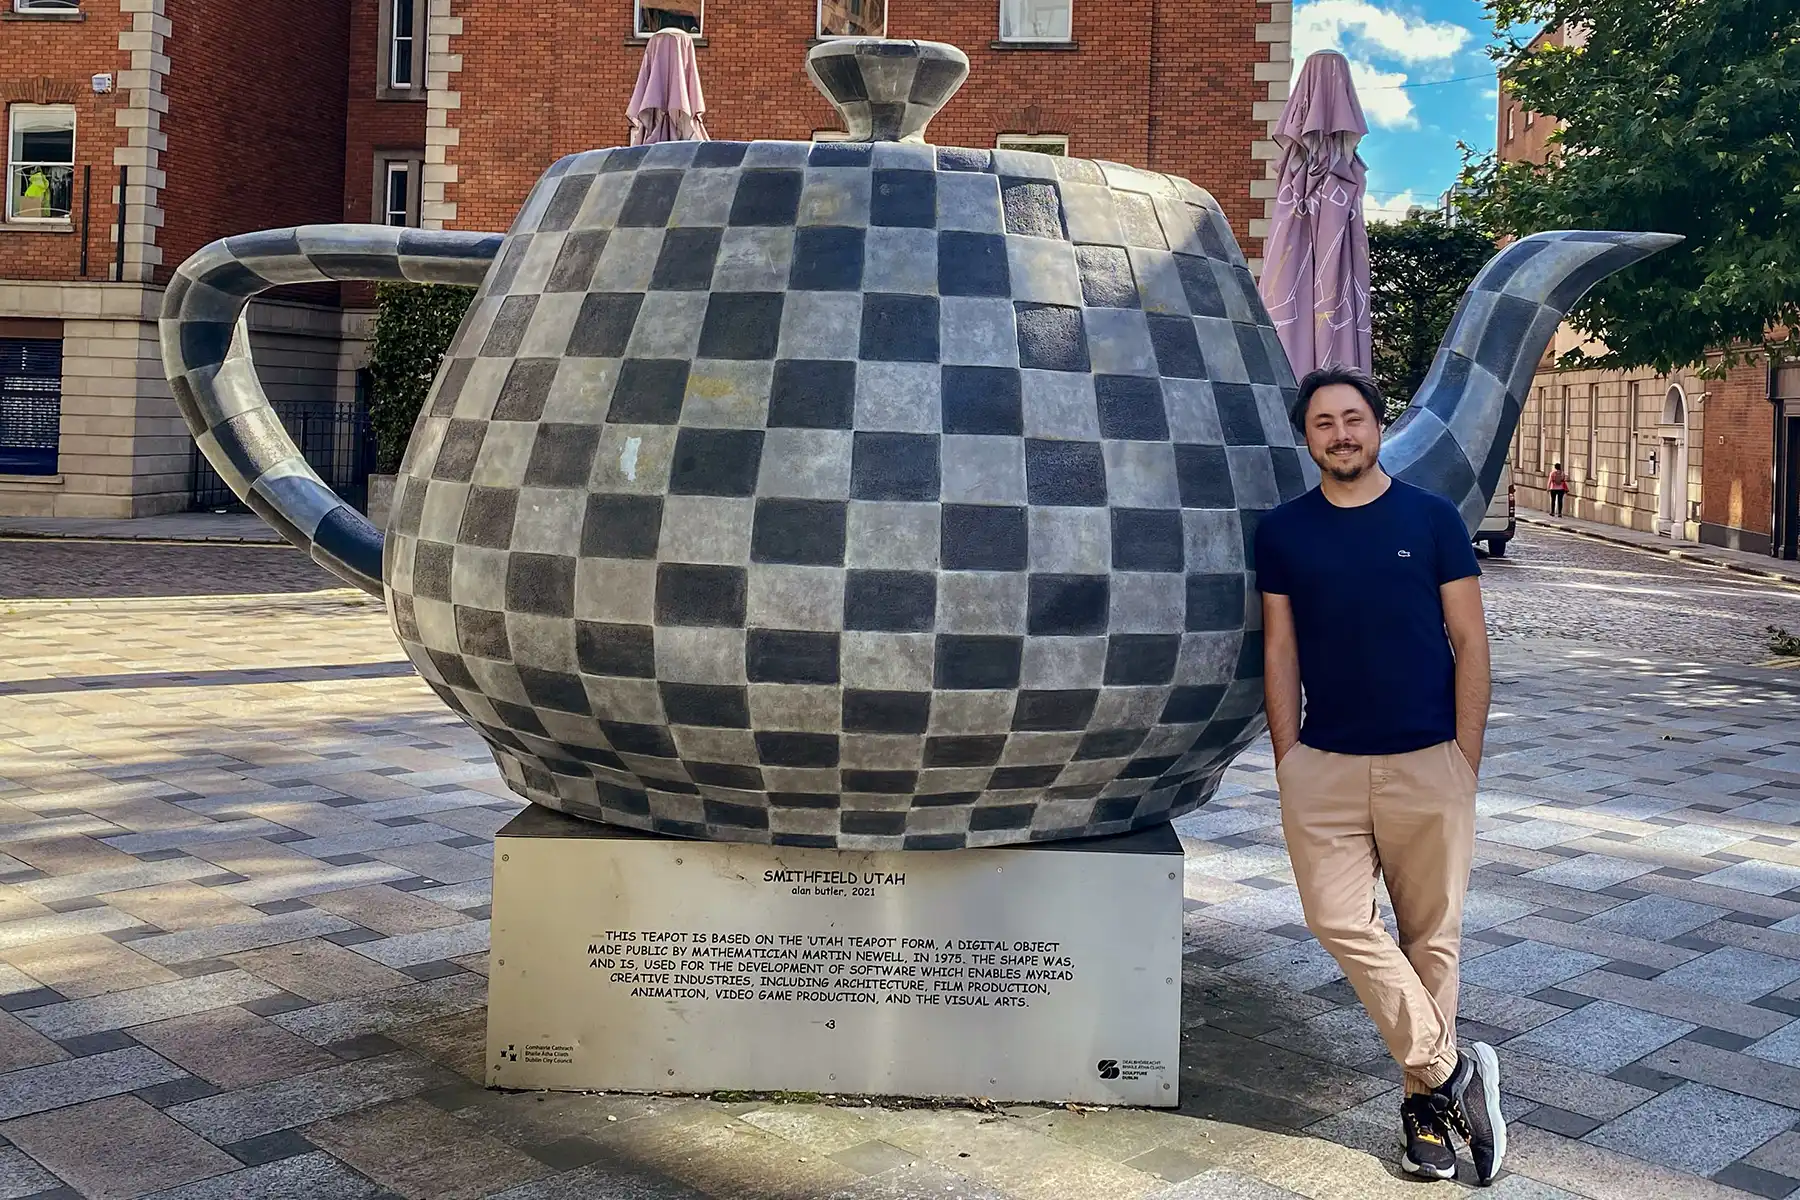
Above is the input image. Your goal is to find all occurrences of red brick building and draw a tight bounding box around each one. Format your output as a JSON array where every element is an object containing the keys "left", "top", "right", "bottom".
[
  {"left": 1497, "top": 27, "right": 1795, "bottom": 558},
  {"left": 2, "top": 0, "right": 1288, "bottom": 518}
]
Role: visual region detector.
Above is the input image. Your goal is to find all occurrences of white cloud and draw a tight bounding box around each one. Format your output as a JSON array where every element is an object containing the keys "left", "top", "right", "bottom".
[
  {"left": 1346, "top": 60, "right": 1416, "bottom": 128},
  {"left": 1363, "top": 190, "right": 1421, "bottom": 223},
  {"left": 1288, "top": 0, "right": 1477, "bottom": 129},
  {"left": 1291, "top": 0, "right": 1473, "bottom": 65}
]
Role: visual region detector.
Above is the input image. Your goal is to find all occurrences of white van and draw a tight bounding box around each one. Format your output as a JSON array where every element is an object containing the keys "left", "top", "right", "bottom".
[{"left": 1476, "top": 461, "right": 1516, "bottom": 556}]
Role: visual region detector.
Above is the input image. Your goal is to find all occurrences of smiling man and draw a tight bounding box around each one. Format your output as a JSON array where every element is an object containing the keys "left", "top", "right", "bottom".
[{"left": 1254, "top": 365, "right": 1504, "bottom": 1185}]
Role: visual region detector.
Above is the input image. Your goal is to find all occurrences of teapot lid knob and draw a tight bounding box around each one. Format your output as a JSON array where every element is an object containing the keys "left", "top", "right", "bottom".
[{"left": 805, "top": 39, "right": 970, "bottom": 144}]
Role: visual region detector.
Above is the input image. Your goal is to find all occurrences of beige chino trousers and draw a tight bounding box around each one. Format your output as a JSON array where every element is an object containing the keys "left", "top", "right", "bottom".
[{"left": 1276, "top": 740, "right": 1477, "bottom": 1093}]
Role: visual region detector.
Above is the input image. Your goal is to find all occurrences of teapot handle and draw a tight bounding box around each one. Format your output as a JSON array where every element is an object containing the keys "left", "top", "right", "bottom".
[{"left": 158, "top": 225, "right": 502, "bottom": 597}]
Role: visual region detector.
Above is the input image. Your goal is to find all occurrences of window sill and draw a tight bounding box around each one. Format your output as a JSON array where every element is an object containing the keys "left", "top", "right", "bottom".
[
  {"left": 374, "top": 86, "right": 426, "bottom": 103},
  {"left": 989, "top": 39, "right": 1079, "bottom": 50},
  {"left": 627, "top": 34, "right": 708, "bottom": 45},
  {"left": 0, "top": 474, "right": 63, "bottom": 486},
  {"left": 809, "top": 35, "right": 890, "bottom": 44},
  {"left": 2, "top": 10, "right": 86, "bottom": 20},
  {"left": 0, "top": 221, "right": 75, "bottom": 234}
]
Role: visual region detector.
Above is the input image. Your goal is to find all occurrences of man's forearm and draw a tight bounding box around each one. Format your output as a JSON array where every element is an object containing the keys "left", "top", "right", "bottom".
[
  {"left": 1264, "top": 650, "right": 1302, "bottom": 766},
  {"left": 1453, "top": 638, "right": 1491, "bottom": 772}
]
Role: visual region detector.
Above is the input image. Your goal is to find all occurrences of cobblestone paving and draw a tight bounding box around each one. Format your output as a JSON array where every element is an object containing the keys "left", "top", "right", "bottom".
[
  {"left": 1482, "top": 527, "right": 1800, "bottom": 664},
  {"left": 0, "top": 529, "right": 1796, "bottom": 1198}
]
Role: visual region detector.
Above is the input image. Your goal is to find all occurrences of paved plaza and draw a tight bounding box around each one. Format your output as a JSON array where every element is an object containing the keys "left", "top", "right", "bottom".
[{"left": 0, "top": 527, "right": 1798, "bottom": 1198}]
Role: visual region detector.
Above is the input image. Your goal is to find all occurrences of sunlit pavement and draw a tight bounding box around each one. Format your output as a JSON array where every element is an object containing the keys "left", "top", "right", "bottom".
[{"left": 0, "top": 529, "right": 1798, "bottom": 1198}]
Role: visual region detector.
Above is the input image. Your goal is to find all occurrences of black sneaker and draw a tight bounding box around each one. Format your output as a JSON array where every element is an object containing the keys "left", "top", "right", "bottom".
[
  {"left": 1435, "top": 1042, "right": 1506, "bottom": 1185},
  {"left": 1400, "top": 1093, "right": 1458, "bottom": 1180}
]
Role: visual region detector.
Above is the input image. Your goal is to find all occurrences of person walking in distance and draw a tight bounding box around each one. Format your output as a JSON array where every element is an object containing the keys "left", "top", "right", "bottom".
[
  {"left": 1255, "top": 365, "right": 1504, "bottom": 1184},
  {"left": 1547, "top": 462, "right": 1568, "bottom": 517}
]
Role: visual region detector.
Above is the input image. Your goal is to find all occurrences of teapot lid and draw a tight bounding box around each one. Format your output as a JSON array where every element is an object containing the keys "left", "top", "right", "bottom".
[{"left": 806, "top": 39, "right": 970, "bottom": 145}]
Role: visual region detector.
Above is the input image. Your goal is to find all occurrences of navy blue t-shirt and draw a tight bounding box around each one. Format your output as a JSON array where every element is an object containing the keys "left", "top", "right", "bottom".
[{"left": 1253, "top": 479, "right": 1480, "bottom": 756}]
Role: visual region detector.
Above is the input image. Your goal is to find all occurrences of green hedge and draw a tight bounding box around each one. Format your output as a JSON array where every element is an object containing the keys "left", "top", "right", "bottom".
[{"left": 367, "top": 282, "right": 477, "bottom": 473}]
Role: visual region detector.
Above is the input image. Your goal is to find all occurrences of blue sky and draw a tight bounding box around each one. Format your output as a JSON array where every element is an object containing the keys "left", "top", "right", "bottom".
[{"left": 1288, "top": 0, "right": 1505, "bottom": 220}]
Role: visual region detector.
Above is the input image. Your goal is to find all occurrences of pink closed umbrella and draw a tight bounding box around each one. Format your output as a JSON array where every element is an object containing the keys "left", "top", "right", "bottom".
[
  {"left": 628, "top": 27, "right": 708, "bottom": 146},
  {"left": 1259, "top": 50, "right": 1372, "bottom": 378}
]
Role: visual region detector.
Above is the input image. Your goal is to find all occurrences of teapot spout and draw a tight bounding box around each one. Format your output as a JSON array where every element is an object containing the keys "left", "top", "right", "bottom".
[{"left": 1380, "top": 229, "right": 1682, "bottom": 534}]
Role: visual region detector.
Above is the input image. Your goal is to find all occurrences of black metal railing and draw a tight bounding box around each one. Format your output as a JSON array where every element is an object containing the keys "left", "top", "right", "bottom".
[{"left": 189, "top": 396, "right": 376, "bottom": 514}]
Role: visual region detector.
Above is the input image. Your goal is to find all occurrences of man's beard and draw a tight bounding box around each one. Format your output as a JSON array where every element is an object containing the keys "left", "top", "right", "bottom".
[{"left": 1312, "top": 440, "right": 1378, "bottom": 483}]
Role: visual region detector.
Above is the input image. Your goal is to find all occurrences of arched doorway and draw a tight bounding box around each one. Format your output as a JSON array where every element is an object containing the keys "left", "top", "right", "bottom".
[{"left": 1656, "top": 384, "right": 1689, "bottom": 537}]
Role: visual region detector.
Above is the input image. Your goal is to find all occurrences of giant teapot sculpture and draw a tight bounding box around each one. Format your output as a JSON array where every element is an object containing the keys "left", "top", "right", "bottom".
[{"left": 160, "top": 39, "right": 1674, "bottom": 849}]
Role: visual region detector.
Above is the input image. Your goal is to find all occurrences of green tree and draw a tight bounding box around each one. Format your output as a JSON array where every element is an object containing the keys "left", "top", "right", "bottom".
[
  {"left": 367, "top": 283, "right": 476, "bottom": 473},
  {"left": 1460, "top": 0, "right": 1800, "bottom": 372},
  {"left": 1368, "top": 209, "right": 1498, "bottom": 420}
]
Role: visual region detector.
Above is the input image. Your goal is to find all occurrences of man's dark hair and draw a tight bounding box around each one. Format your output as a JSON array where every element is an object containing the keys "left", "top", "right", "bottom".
[{"left": 1292, "top": 364, "right": 1385, "bottom": 429}]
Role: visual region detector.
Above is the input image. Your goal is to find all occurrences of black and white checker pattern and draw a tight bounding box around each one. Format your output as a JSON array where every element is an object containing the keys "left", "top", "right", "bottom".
[
  {"left": 157, "top": 226, "right": 501, "bottom": 593},
  {"left": 157, "top": 124, "right": 1675, "bottom": 851},
  {"left": 379, "top": 138, "right": 1315, "bottom": 849},
  {"left": 1383, "top": 229, "right": 1680, "bottom": 533},
  {"left": 805, "top": 39, "right": 970, "bottom": 144}
]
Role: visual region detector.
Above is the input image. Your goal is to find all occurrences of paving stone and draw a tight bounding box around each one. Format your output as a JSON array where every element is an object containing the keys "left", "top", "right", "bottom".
[
  {"left": 1501, "top": 913, "right": 1699, "bottom": 970},
  {"left": 302, "top": 1097, "right": 551, "bottom": 1199},
  {"left": 1507, "top": 998, "right": 1696, "bottom": 1076},
  {"left": 0, "top": 1046, "right": 184, "bottom": 1120},
  {"left": 1460, "top": 940, "right": 1610, "bottom": 996},
  {"left": 271, "top": 974, "right": 486, "bottom": 1046},
  {"left": 1710, "top": 1161, "right": 1800, "bottom": 1200},
  {"left": 346, "top": 920, "right": 490, "bottom": 969},
  {"left": 1257, "top": 1006, "right": 1388, "bottom": 1069},
  {"left": 1505, "top": 1124, "right": 1762, "bottom": 1200},
  {"left": 308, "top": 884, "right": 473, "bottom": 937},
  {"left": 1656, "top": 947, "right": 1800, "bottom": 1006},
  {"left": 1744, "top": 1019, "right": 1800, "bottom": 1068},
  {"left": 1584, "top": 895, "right": 1730, "bottom": 941},
  {"left": 1585, "top": 1081, "right": 1800, "bottom": 1177},
  {"left": 128, "top": 1006, "right": 338, "bottom": 1089},
  {"left": 1522, "top": 854, "right": 1659, "bottom": 892},
  {"left": 134, "top": 1151, "right": 384, "bottom": 1200},
  {"left": 485, "top": 1160, "right": 714, "bottom": 1199},
  {"left": 0, "top": 1094, "right": 238, "bottom": 1200},
  {"left": 1147, "top": 1169, "right": 1306, "bottom": 1198},
  {"left": 0, "top": 933, "right": 182, "bottom": 1002},
  {"left": 0, "top": 1012, "right": 65, "bottom": 1076},
  {"left": 99, "top": 881, "right": 264, "bottom": 933},
  {"left": 226, "top": 937, "right": 413, "bottom": 1003},
  {"left": 369, "top": 842, "right": 493, "bottom": 886},
  {"left": 17, "top": 969, "right": 281, "bottom": 1040},
  {"left": 1490, "top": 1043, "right": 1660, "bottom": 1120},
  {"left": 385, "top": 1006, "right": 488, "bottom": 1083},
  {"left": 0, "top": 1147, "right": 63, "bottom": 1199},
  {"left": 1694, "top": 861, "right": 1800, "bottom": 898},
  {"left": 1642, "top": 1037, "right": 1800, "bottom": 1108},
  {"left": 1560, "top": 969, "right": 1795, "bottom": 1039},
  {"left": 0, "top": 907, "right": 139, "bottom": 951},
  {"left": 217, "top": 1128, "right": 318, "bottom": 1167},
  {"left": 1743, "top": 1131, "right": 1800, "bottom": 1180},
  {"left": 165, "top": 1052, "right": 455, "bottom": 1143},
  {"left": 129, "top": 908, "right": 356, "bottom": 966}
]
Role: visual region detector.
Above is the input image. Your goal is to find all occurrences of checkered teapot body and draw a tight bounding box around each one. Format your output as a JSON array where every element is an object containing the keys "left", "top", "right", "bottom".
[{"left": 159, "top": 38, "right": 1677, "bottom": 848}]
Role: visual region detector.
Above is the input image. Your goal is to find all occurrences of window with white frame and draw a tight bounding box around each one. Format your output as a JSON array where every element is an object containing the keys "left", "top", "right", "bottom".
[
  {"left": 374, "top": 153, "right": 423, "bottom": 227},
  {"left": 6, "top": 105, "right": 74, "bottom": 223},
  {"left": 636, "top": 0, "right": 701, "bottom": 36},
  {"left": 996, "top": 134, "right": 1068, "bottom": 156},
  {"left": 378, "top": 0, "right": 427, "bottom": 99},
  {"left": 13, "top": 1, "right": 81, "bottom": 11},
  {"left": 999, "top": 0, "right": 1070, "bottom": 41},
  {"left": 818, "top": 0, "right": 885, "bottom": 39}
]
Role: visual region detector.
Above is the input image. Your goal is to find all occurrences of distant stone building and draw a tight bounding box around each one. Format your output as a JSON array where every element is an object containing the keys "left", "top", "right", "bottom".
[{"left": 1498, "top": 26, "right": 1795, "bottom": 557}]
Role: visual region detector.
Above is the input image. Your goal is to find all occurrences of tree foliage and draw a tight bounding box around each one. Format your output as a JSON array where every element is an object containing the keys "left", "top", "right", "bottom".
[
  {"left": 1459, "top": 0, "right": 1800, "bottom": 372},
  {"left": 1368, "top": 210, "right": 1498, "bottom": 421},
  {"left": 367, "top": 283, "right": 476, "bottom": 473}
]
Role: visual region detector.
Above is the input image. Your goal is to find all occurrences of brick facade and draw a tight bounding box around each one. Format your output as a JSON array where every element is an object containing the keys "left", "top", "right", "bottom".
[
  {"left": 428, "top": 0, "right": 1284, "bottom": 265},
  {"left": 3, "top": 0, "right": 1283, "bottom": 519},
  {"left": 0, "top": 6, "right": 129, "bottom": 282}
]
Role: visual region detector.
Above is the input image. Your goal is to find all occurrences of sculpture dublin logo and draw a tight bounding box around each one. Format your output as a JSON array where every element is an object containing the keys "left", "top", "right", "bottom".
[{"left": 158, "top": 39, "right": 1674, "bottom": 853}]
